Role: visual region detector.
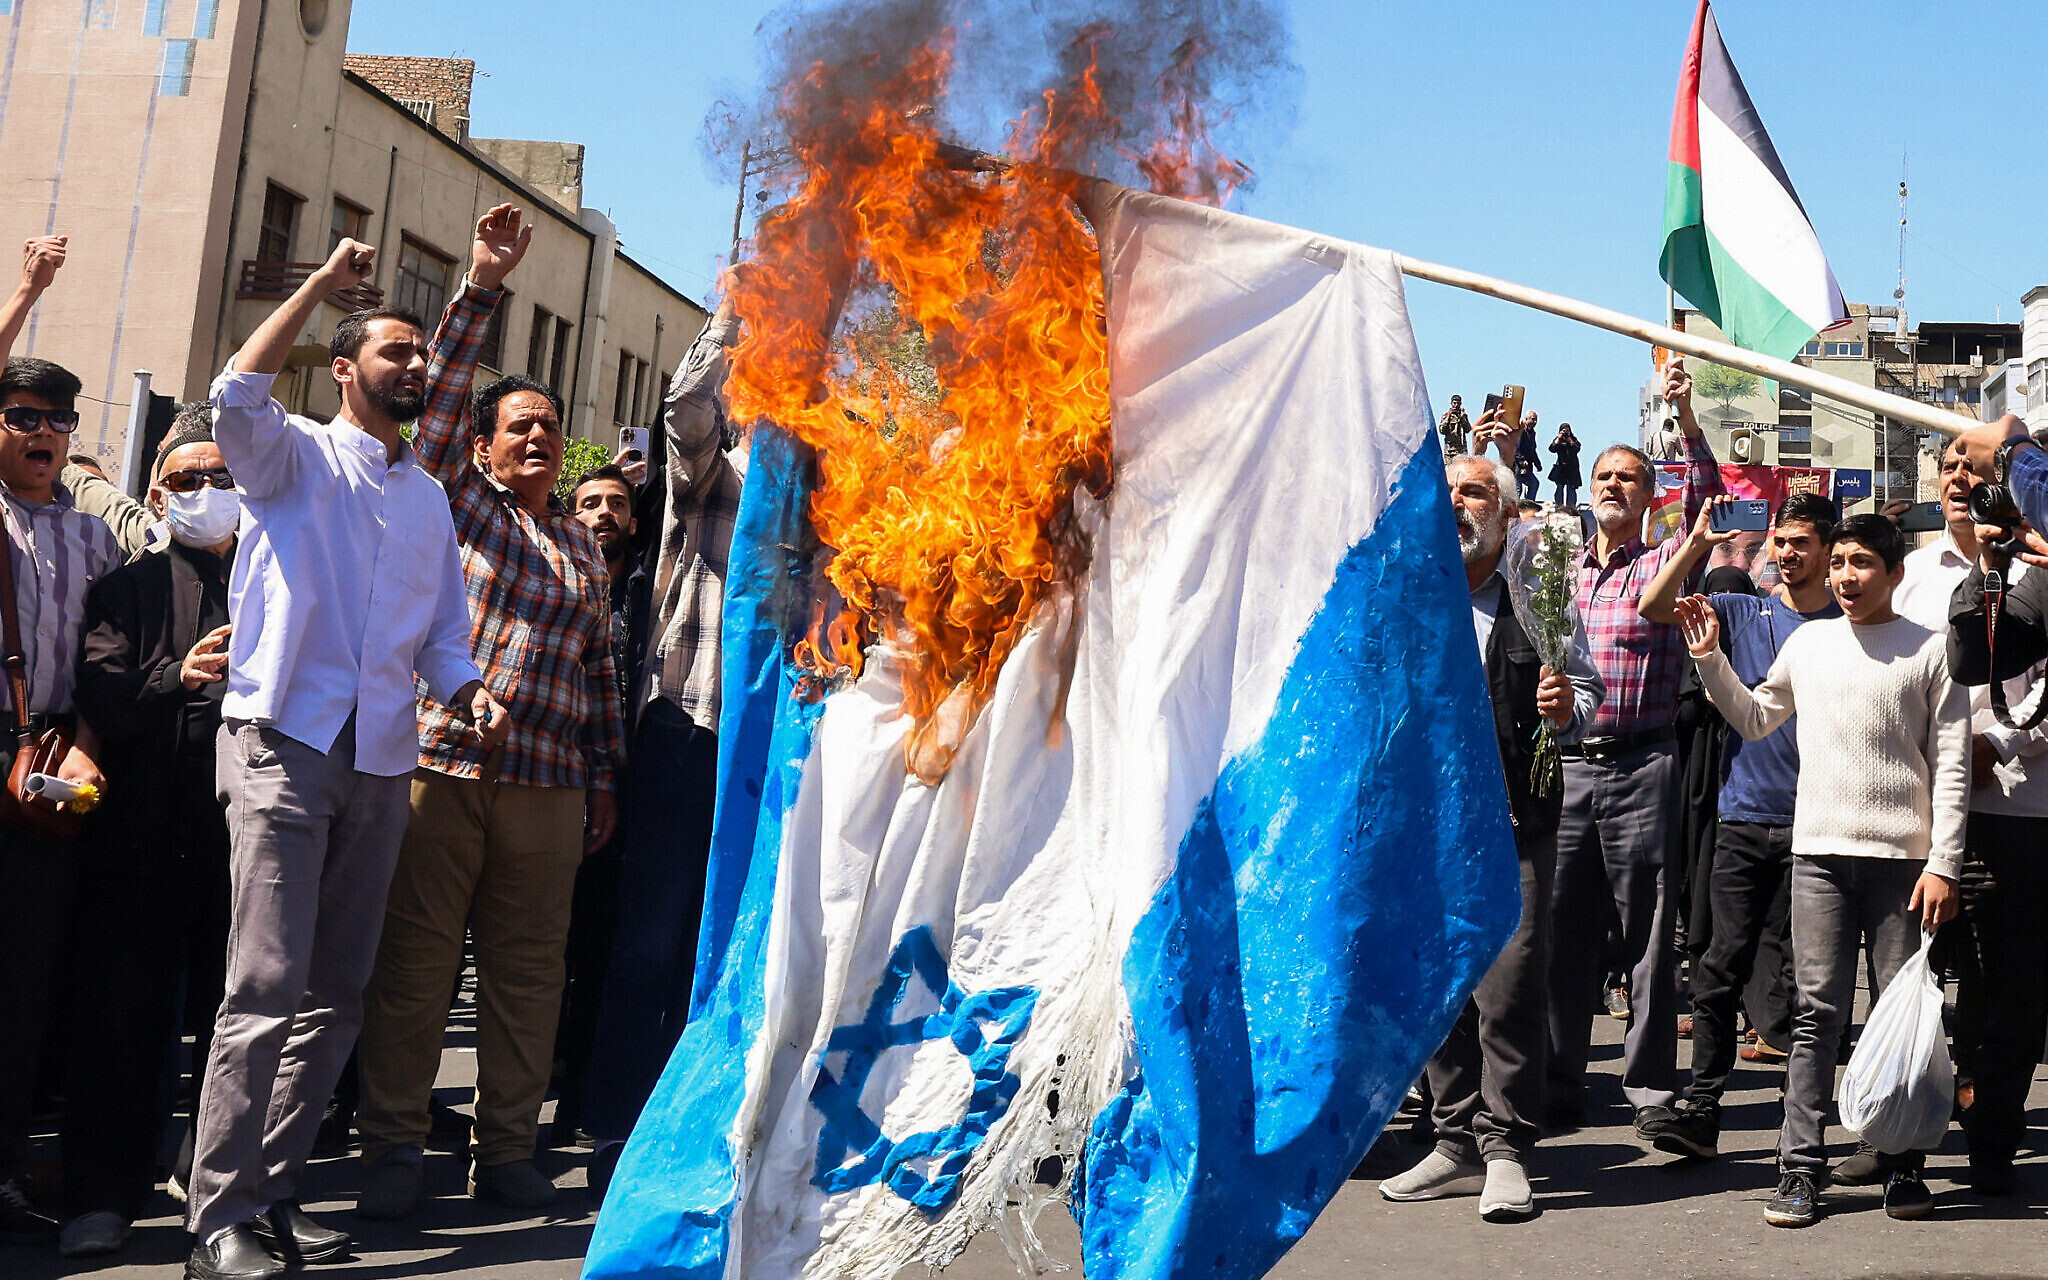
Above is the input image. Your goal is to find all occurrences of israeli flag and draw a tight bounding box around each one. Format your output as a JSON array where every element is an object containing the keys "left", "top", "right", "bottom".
[{"left": 584, "top": 182, "right": 1519, "bottom": 1280}]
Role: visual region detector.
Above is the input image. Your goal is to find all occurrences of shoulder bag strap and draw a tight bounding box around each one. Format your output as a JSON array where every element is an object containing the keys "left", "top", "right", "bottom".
[{"left": 0, "top": 504, "right": 31, "bottom": 737}]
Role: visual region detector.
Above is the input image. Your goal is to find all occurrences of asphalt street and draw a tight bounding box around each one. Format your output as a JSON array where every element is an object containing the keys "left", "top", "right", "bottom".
[{"left": 17, "top": 992, "right": 2046, "bottom": 1280}]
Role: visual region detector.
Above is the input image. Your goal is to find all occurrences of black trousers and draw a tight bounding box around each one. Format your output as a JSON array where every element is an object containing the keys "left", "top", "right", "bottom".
[
  {"left": 580, "top": 704, "right": 718, "bottom": 1142},
  {"left": 1426, "top": 829, "right": 1554, "bottom": 1163},
  {"left": 1683, "top": 820, "right": 1793, "bottom": 1104},
  {"left": 1956, "top": 813, "right": 2048, "bottom": 1159},
  {"left": 0, "top": 792, "right": 78, "bottom": 1176},
  {"left": 60, "top": 774, "right": 230, "bottom": 1220}
]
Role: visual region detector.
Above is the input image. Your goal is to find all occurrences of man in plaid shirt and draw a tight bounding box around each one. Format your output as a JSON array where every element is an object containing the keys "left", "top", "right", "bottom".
[
  {"left": 354, "top": 206, "right": 626, "bottom": 1219},
  {"left": 1528, "top": 361, "right": 1722, "bottom": 1141}
]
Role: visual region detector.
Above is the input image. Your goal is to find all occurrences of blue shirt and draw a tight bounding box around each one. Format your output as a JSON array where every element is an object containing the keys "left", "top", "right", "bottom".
[{"left": 1710, "top": 591, "right": 1842, "bottom": 825}]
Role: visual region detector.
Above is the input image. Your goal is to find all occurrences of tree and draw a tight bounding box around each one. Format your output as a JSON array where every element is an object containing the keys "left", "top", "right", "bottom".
[
  {"left": 1691, "top": 362, "right": 1762, "bottom": 415},
  {"left": 554, "top": 435, "right": 613, "bottom": 503}
]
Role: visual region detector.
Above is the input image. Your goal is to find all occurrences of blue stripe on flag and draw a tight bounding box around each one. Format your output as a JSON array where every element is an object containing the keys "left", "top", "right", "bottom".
[
  {"left": 1076, "top": 442, "right": 1521, "bottom": 1280},
  {"left": 584, "top": 425, "right": 826, "bottom": 1280}
]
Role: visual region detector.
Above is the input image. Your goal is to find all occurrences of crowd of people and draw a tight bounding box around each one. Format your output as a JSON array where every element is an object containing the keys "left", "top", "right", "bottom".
[
  {"left": 0, "top": 194, "right": 2043, "bottom": 1280},
  {"left": 0, "top": 209, "right": 745, "bottom": 1280},
  {"left": 1396, "top": 366, "right": 2048, "bottom": 1228}
]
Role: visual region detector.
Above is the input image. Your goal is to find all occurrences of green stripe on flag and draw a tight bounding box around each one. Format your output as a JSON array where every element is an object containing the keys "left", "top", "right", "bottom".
[
  {"left": 1700, "top": 224, "right": 1818, "bottom": 363},
  {"left": 1659, "top": 162, "right": 1717, "bottom": 324},
  {"left": 1660, "top": 162, "right": 1819, "bottom": 363}
]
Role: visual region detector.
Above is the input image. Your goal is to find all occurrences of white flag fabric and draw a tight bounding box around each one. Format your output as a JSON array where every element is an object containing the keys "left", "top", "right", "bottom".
[{"left": 583, "top": 181, "right": 1519, "bottom": 1280}]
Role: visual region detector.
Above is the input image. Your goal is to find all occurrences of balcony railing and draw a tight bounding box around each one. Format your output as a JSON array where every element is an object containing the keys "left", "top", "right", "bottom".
[{"left": 237, "top": 259, "right": 385, "bottom": 311}]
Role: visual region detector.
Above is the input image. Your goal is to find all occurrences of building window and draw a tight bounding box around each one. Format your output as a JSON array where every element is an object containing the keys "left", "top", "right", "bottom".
[
  {"left": 158, "top": 38, "right": 197, "bottom": 96},
  {"left": 529, "top": 305, "right": 553, "bottom": 377},
  {"left": 393, "top": 234, "right": 455, "bottom": 323},
  {"left": 631, "top": 358, "right": 648, "bottom": 425},
  {"left": 550, "top": 317, "right": 573, "bottom": 396},
  {"left": 257, "top": 183, "right": 303, "bottom": 264},
  {"left": 329, "top": 197, "right": 369, "bottom": 253},
  {"left": 479, "top": 290, "right": 511, "bottom": 371},
  {"left": 614, "top": 352, "right": 636, "bottom": 426},
  {"left": 1822, "top": 341, "right": 1865, "bottom": 358},
  {"left": 1802, "top": 341, "right": 1822, "bottom": 357}
]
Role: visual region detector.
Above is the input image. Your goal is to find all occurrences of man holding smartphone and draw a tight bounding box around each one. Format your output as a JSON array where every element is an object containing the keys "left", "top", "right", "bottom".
[
  {"left": 1638, "top": 493, "right": 1841, "bottom": 1162},
  {"left": 1539, "top": 360, "right": 1722, "bottom": 1143}
]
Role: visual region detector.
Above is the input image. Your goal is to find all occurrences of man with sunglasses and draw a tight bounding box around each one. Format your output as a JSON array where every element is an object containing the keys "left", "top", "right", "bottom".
[
  {"left": 58, "top": 417, "right": 241, "bottom": 1258},
  {"left": 0, "top": 234, "right": 122, "bottom": 1246},
  {"left": 183, "top": 237, "right": 509, "bottom": 1280}
]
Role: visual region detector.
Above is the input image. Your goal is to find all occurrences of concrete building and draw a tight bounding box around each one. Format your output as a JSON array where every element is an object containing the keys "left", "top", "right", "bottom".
[
  {"left": 1643, "top": 305, "right": 2019, "bottom": 509},
  {"left": 0, "top": 0, "right": 704, "bottom": 475}
]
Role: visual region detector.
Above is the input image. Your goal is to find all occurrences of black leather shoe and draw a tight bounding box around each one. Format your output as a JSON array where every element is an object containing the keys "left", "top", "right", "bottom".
[
  {"left": 185, "top": 1224, "right": 285, "bottom": 1280},
  {"left": 249, "top": 1201, "right": 350, "bottom": 1265}
]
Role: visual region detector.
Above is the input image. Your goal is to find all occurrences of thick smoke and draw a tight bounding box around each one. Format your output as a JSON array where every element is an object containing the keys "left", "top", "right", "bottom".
[{"left": 701, "top": 0, "right": 1299, "bottom": 207}]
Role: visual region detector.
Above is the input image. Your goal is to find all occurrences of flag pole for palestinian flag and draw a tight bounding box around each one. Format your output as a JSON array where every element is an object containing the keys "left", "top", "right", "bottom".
[{"left": 1661, "top": 0, "right": 1847, "bottom": 361}]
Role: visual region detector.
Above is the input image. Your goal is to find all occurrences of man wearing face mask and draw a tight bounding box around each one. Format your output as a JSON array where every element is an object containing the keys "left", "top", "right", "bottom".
[{"left": 56, "top": 415, "right": 240, "bottom": 1259}]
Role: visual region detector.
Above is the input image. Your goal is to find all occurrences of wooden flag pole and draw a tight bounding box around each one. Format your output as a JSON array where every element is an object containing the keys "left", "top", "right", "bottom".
[{"left": 1394, "top": 254, "right": 1981, "bottom": 440}]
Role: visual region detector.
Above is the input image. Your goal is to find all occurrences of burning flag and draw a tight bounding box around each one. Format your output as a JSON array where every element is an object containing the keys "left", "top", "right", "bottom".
[
  {"left": 585, "top": 14, "right": 1516, "bottom": 1280},
  {"left": 1660, "top": 0, "right": 1847, "bottom": 360}
]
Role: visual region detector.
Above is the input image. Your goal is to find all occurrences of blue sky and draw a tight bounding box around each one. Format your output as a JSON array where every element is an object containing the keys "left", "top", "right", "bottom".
[{"left": 349, "top": 1, "right": 2047, "bottom": 460}]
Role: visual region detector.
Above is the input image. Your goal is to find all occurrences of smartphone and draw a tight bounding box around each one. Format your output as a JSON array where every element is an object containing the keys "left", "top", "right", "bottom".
[
  {"left": 1481, "top": 392, "right": 1504, "bottom": 419},
  {"left": 1499, "top": 384, "right": 1527, "bottom": 430},
  {"left": 1894, "top": 500, "right": 1945, "bottom": 534},
  {"left": 618, "top": 426, "right": 649, "bottom": 462},
  {"left": 1709, "top": 499, "right": 1771, "bottom": 534}
]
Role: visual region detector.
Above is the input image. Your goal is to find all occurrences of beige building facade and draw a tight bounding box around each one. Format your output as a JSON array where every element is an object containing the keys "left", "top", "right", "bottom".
[{"left": 0, "top": 0, "right": 704, "bottom": 473}]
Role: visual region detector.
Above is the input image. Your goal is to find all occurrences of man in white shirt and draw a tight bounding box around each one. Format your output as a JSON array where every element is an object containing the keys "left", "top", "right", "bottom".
[
  {"left": 183, "top": 240, "right": 509, "bottom": 1280},
  {"left": 1893, "top": 437, "right": 2048, "bottom": 1198}
]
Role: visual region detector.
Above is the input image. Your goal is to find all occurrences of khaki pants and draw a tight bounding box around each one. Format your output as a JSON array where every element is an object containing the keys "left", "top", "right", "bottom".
[{"left": 357, "top": 768, "right": 586, "bottom": 1168}]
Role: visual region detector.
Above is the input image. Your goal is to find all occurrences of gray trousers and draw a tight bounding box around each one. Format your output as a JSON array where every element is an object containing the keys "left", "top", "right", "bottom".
[
  {"left": 1547, "top": 746, "right": 1680, "bottom": 1112},
  {"left": 186, "top": 718, "right": 412, "bottom": 1240},
  {"left": 1780, "top": 855, "right": 1924, "bottom": 1174},
  {"left": 1426, "top": 830, "right": 1554, "bottom": 1163}
]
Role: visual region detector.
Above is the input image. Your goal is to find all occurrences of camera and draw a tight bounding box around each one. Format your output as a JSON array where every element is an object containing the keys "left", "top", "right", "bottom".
[{"left": 1968, "top": 480, "right": 2023, "bottom": 541}]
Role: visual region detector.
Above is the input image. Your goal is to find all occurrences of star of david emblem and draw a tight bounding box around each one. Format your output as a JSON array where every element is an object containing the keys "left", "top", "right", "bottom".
[{"left": 809, "top": 925, "right": 1038, "bottom": 1215}]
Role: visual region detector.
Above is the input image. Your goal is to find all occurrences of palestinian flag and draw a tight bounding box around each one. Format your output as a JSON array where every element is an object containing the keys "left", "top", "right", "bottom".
[{"left": 1661, "top": 0, "right": 1846, "bottom": 360}]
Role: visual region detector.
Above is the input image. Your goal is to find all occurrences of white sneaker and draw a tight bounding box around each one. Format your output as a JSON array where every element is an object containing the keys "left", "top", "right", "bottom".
[
  {"left": 1379, "top": 1150, "right": 1485, "bottom": 1202},
  {"left": 1478, "top": 1158, "right": 1534, "bottom": 1221},
  {"left": 58, "top": 1210, "right": 130, "bottom": 1258}
]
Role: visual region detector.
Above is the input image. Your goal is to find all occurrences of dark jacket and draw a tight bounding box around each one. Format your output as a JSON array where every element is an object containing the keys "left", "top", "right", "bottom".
[
  {"left": 1949, "top": 559, "right": 2048, "bottom": 686},
  {"left": 1483, "top": 581, "right": 1564, "bottom": 839},
  {"left": 73, "top": 543, "right": 231, "bottom": 865}
]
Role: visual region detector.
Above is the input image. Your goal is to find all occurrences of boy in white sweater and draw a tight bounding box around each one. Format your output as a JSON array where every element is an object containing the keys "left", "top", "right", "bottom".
[{"left": 1673, "top": 513, "right": 1967, "bottom": 1229}]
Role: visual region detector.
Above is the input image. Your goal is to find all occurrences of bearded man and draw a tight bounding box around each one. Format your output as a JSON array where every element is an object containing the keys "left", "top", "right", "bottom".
[
  {"left": 1379, "top": 453, "right": 1602, "bottom": 1221},
  {"left": 184, "top": 240, "right": 510, "bottom": 1280},
  {"left": 1545, "top": 361, "right": 1722, "bottom": 1142}
]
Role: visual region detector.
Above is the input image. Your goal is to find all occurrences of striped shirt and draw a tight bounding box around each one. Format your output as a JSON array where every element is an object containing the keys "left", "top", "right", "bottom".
[
  {"left": 0, "top": 483, "right": 121, "bottom": 717},
  {"left": 646, "top": 314, "right": 743, "bottom": 733},
  {"left": 412, "top": 281, "right": 627, "bottom": 793},
  {"left": 1578, "top": 433, "right": 1722, "bottom": 736}
]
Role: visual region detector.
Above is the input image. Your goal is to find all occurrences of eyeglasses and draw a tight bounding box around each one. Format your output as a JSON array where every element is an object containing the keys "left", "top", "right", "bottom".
[
  {"left": 1, "top": 406, "right": 81, "bottom": 434},
  {"left": 159, "top": 467, "right": 236, "bottom": 494}
]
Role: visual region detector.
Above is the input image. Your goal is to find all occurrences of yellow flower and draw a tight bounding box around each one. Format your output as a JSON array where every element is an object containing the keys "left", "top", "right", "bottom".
[{"left": 66, "top": 782, "right": 100, "bottom": 814}]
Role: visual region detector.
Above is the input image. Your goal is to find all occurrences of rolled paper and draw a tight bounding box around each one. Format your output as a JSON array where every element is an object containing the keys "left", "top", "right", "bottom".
[{"left": 24, "top": 772, "right": 86, "bottom": 803}]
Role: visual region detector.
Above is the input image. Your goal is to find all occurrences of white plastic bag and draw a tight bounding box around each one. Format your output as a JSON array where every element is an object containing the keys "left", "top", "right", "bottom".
[{"left": 1838, "top": 932, "right": 1954, "bottom": 1154}]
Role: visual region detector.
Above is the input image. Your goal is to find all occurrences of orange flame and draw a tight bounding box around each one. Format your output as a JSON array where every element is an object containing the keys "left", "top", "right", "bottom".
[{"left": 723, "top": 27, "right": 1244, "bottom": 779}]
